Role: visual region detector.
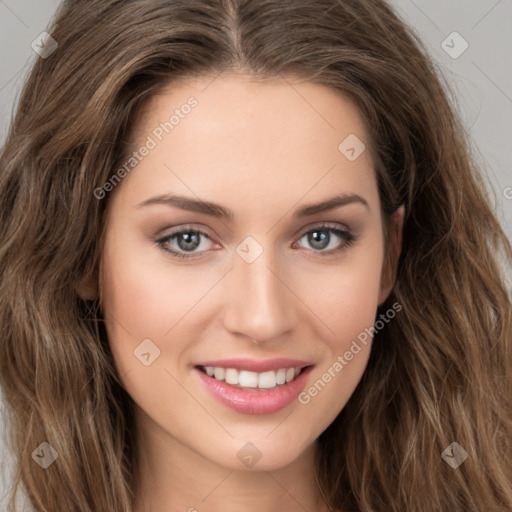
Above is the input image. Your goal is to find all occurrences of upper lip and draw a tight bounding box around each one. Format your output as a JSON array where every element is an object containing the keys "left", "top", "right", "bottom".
[{"left": 194, "top": 358, "right": 314, "bottom": 373}]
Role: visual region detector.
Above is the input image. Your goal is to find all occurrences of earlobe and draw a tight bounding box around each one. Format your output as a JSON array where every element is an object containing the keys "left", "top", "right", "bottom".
[
  {"left": 76, "top": 269, "right": 99, "bottom": 301},
  {"left": 378, "top": 205, "right": 405, "bottom": 305}
]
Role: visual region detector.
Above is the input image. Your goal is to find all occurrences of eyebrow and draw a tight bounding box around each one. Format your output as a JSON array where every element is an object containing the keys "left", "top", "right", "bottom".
[{"left": 136, "top": 192, "right": 370, "bottom": 219}]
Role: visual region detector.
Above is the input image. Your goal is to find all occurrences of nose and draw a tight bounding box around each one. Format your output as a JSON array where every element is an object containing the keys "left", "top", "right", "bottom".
[{"left": 220, "top": 248, "right": 298, "bottom": 344}]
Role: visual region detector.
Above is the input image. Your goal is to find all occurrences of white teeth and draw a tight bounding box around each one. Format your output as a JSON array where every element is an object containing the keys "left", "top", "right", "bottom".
[
  {"left": 239, "top": 370, "right": 258, "bottom": 388},
  {"left": 202, "top": 366, "right": 303, "bottom": 389},
  {"left": 224, "top": 368, "right": 238, "bottom": 385},
  {"left": 213, "top": 367, "right": 225, "bottom": 380},
  {"left": 258, "top": 371, "right": 277, "bottom": 389},
  {"left": 276, "top": 368, "right": 286, "bottom": 385}
]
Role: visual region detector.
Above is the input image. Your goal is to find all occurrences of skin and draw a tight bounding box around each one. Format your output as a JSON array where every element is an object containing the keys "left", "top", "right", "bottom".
[{"left": 83, "top": 73, "right": 404, "bottom": 512}]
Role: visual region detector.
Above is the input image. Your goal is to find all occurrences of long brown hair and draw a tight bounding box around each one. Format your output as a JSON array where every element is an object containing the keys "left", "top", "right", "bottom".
[{"left": 1, "top": 0, "right": 511, "bottom": 510}]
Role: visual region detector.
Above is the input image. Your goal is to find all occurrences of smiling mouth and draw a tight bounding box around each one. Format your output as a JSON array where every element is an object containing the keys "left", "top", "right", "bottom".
[{"left": 195, "top": 364, "right": 311, "bottom": 390}]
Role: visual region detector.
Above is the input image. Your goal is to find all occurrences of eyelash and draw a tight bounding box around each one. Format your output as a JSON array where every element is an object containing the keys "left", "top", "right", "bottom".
[{"left": 155, "top": 223, "right": 358, "bottom": 260}]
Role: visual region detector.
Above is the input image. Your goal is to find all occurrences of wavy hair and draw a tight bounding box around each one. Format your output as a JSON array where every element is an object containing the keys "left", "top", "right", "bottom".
[{"left": 1, "top": 0, "right": 511, "bottom": 510}]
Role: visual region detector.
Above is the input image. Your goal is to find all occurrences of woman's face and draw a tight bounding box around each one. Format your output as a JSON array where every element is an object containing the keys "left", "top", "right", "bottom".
[{"left": 99, "top": 73, "right": 401, "bottom": 471}]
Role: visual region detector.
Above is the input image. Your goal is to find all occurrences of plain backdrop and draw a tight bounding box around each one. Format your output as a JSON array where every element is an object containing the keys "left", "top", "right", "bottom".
[{"left": 1, "top": 0, "right": 511, "bottom": 508}]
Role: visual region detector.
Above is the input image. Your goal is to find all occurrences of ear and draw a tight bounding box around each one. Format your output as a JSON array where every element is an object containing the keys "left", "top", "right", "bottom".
[
  {"left": 378, "top": 205, "right": 405, "bottom": 305},
  {"left": 76, "top": 267, "right": 99, "bottom": 301}
]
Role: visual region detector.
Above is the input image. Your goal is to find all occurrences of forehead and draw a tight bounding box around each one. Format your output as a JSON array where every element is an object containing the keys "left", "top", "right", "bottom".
[
  {"left": 115, "top": 73, "right": 378, "bottom": 218},
  {"left": 134, "top": 73, "right": 369, "bottom": 153}
]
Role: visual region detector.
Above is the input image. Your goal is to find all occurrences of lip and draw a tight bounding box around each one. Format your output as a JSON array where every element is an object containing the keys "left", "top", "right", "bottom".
[
  {"left": 193, "top": 364, "right": 314, "bottom": 415},
  {"left": 193, "top": 357, "right": 313, "bottom": 373}
]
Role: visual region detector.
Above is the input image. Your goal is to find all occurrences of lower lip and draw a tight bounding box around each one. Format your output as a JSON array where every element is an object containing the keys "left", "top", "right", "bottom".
[{"left": 194, "top": 365, "right": 314, "bottom": 415}]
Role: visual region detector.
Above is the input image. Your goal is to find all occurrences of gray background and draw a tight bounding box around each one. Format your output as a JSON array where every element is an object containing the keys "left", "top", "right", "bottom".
[{"left": 1, "top": 0, "right": 511, "bottom": 508}]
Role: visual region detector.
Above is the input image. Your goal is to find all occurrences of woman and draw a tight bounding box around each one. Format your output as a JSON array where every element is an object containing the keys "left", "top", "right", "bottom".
[{"left": 1, "top": 0, "right": 511, "bottom": 511}]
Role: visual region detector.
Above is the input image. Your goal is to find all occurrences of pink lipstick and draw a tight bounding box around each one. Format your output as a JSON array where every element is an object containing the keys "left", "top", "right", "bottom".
[{"left": 193, "top": 361, "right": 314, "bottom": 415}]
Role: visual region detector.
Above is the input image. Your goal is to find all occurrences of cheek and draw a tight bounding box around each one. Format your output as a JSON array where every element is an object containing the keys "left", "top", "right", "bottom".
[
  {"left": 100, "top": 236, "right": 174, "bottom": 376},
  {"left": 313, "top": 263, "right": 381, "bottom": 327},
  {"left": 101, "top": 235, "right": 208, "bottom": 342},
  {"left": 293, "top": 238, "right": 383, "bottom": 410},
  {"left": 300, "top": 239, "right": 384, "bottom": 341},
  {"left": 100, "top": 242, "right": 199, "bottom": 426}
]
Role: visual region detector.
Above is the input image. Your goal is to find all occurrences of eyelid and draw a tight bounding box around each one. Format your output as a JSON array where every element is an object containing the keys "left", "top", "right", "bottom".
[
  {"left": 292, "top": 222, "right": 357, "bottom": 256},
  {"left": 291, "top": 220, "right": 351, "bottom": 238},
  {"left": 155, "top": 221, "right": 357, "bottom": 259},
  {"left": 156, "top": 221, "right": 351, "bottom": 241}
]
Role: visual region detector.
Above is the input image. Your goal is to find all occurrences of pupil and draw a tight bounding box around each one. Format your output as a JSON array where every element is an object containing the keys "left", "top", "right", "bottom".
[
  {"left": 178, "top": 232, "right": 200, "bottom": 251},
  {"left": 309, "top": 230, "right": 328, "bottom": 250}
]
